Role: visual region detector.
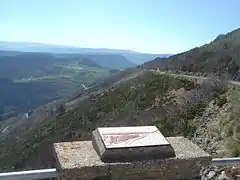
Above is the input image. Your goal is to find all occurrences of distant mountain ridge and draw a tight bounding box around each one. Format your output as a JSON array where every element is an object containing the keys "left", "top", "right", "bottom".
[
  {"left": 0, "top": 50, "right": 135, "bottom": 71},
  {"left": 0, "top": 41, "right": 172, "bottom": 64},
  {"left": 0, "top": 41, "right": 138, "bottom": 54}
]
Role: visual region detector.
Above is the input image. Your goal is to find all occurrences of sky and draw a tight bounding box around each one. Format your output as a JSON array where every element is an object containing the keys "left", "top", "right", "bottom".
[{"left": 1, "top": 0, "right": 240, "bottom": 54}]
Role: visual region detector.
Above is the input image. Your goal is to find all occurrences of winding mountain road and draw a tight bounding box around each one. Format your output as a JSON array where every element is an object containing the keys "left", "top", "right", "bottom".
[{"left": 148, "top": 70, "right": 240, "bottom": 86}]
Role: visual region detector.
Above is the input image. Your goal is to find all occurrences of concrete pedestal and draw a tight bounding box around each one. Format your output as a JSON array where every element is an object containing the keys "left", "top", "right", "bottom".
[{"left": 54, "top": 137, "right": 212, "bottom": 180}]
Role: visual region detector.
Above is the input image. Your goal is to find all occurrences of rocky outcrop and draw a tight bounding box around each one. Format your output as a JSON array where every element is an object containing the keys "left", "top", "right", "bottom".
[
  {"left": 201, "top": 166, "right": 240, "bottom": 180},
  {"left": 191, "top": 95, "right": 240, "bottom": 180},
  {"left": 192, "top": 99, "right": 231, "bottom": 156}
]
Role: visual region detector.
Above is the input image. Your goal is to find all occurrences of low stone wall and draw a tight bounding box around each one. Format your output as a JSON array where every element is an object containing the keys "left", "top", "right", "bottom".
[{"left": 54, "top": 137, "right": 211, "bottom": 180}]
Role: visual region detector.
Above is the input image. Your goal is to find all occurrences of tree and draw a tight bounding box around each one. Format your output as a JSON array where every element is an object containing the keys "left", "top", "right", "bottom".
[{"left": 56, "top": 104, "right": 66, "bottom": 117}]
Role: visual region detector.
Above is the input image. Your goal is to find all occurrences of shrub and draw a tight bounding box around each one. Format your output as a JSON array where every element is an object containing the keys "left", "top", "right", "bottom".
[
  {"left": 224, "top": 88, "right": 240, "bottom": 157},
  {"left": 217, "top": 96, "right": 228, "bottom": 107}
]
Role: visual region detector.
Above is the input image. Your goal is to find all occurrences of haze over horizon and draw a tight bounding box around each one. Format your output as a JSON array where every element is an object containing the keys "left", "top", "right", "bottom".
[{"left": 1, "top": 0, "right": 240, "bottom": 54}]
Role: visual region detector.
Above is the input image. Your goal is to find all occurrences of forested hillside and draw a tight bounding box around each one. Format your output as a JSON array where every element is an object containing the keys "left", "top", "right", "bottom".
[
  {"left": 0, "top": 71, "right": 230, "bottom": 171},
  {"left": 143, "top": 28, "right": 240, "bottom": 80}
]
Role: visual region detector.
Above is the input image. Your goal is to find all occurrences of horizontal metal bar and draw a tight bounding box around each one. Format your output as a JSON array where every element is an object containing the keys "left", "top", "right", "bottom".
[
  {"left": 0, "top": 168, "right": 58, "bottom": 180},
  {"left": 0, "top": 158, "right": 239, "bottom": 180},
  {"left": 212, "top": 158, "right": 240, "bottom": 166}
]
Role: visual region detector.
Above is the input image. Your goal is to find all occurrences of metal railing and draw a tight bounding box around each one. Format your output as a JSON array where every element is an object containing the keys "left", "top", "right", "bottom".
[
  {"left": 212, "top": 157, "right": 240, "bottom": 166},
  {"left": 0, "top": 168, "right": 58, "bottom": 180},
  {"left": 0, "top": 158, "right": 240, "bottom": 180}
]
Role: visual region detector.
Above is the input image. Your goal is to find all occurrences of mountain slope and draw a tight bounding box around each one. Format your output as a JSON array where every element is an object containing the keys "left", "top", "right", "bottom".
[
  {"left": 77, "top": 57, "right": 101, "bottom": 68},
  {"left": 82, "top": 54, "right": 135, "bottom": 69},
  {"left": 0, "top": 70, "right": 228, "bottom": 171},
  {"left": 121, "top": 53, "right": 172, "bottom": 64},
  {"left": 143, "top": 28, "right": 240, "bottom": 79}
]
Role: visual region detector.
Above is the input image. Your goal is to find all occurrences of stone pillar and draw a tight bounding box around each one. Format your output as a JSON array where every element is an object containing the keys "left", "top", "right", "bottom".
[{"left": 54, "top": 126, "right": 211, "bottom": 180}]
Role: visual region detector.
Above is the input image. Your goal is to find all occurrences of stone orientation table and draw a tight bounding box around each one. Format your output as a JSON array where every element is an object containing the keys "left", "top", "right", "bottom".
[{"left": 92, "top": 126, "right": 175, "bottom": 162}]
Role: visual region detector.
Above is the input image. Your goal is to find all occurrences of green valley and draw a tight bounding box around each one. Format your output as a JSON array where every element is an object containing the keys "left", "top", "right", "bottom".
[{"left": 0, "top": 51, "right": 121, "bottom": 120}]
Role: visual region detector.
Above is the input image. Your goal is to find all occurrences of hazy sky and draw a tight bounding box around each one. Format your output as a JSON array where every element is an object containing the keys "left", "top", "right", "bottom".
[{"left": 1, "top": 0, "right": 240, "bottom": 53}]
